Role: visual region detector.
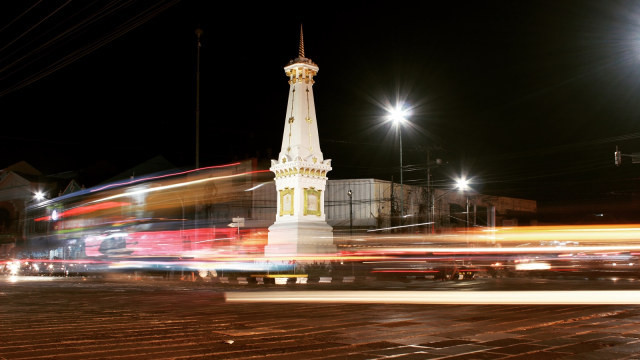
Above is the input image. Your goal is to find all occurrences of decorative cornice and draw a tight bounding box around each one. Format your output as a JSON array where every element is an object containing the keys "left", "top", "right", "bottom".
[
  {"left": 285, "top": 66, "right": 317, "bottom": 84},
  {"left": 286, "top": 57, "right": 317, "bottom": 67},
  {"left": 272, "top": 166, "right": 329, "bottom": 179}
]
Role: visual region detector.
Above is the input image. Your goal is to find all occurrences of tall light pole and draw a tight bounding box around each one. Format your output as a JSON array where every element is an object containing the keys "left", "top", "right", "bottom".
[
  {"left": 455, "top": 177, "right": 470, "bottom": 245},
  {"left": 348, "top": 189, "right": 353, "bottom": 236},
  {"left": 388, "top": 105, "right": 408, "bottom": 224},
  {"left": 465, "top": 196, "right": 470, "bottom": 231},
  {"left": 430, "top": 176, "right": 469, "bottom": 234},
  {"left": 195, "top": 27, "right": 203, "bottom": 169},
  {"left": 399, "top": 122, "right": 403, "bottom": 222}
]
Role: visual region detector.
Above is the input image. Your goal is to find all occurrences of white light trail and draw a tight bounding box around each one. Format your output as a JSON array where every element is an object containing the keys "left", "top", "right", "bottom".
[
  {"left": 225, "top": 290, "right": 640, "bottom": 305},
  {"left": 367, "top": 222, "right": 433, "bottom": 232}
]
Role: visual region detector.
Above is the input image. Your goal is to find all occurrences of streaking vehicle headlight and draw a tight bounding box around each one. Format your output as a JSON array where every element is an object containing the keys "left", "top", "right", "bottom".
[
  {"left": 8, "top": 261, "right": 20, "bottom": 275},
  {"left": 515, "top": 262, "right": 551, "bottom": 271}
]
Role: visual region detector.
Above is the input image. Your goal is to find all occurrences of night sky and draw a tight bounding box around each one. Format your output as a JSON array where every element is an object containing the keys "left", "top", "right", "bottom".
[{"left": 2, "top": 1, "right": 640, "bottom": 220}]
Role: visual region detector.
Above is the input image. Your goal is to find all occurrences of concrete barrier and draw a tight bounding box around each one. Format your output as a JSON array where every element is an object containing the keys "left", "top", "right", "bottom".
[{"left": 203, "top": 274, "right": 376, "bottom": 285}]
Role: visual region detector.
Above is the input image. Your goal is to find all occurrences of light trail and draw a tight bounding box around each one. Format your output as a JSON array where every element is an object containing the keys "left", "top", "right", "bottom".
[
  {"left": 90, "top": 169, "right": 271, "bottom": 204},
  {"left": 353, "top": 245, "right": 640, "bottom": 255},
  {"left": 367, "top": 222, "right": 433, "bottom": 232},
  {"left": 90, "top": 162, "right": 243, "bottom": 192},
  {"left": 225, "top": 290, "right": 640, "bottom": 305}
]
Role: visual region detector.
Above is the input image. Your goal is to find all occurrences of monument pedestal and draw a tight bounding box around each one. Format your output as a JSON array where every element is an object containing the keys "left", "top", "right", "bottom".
[{"left": 265, "top": 221, "right": 336, "bottom": 257}]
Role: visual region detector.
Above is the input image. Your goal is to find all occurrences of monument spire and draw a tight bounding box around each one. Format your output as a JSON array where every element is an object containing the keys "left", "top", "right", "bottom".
[
  {"left": 298, "top": 24, "right": 305, "bottom": 58},
  {"left": 266, "top": 26, "right": 335, "bottom": 257},
  {"left": 276, "top": 25, "right": 325, "bottom": 167}
]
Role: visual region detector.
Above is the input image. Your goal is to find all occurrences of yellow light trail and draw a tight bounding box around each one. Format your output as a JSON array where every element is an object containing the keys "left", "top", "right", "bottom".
[{"left": 225, "top": 290, "right": 640, "bottom": 305}]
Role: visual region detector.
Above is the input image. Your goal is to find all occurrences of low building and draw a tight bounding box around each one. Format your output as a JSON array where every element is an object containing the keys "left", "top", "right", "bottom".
[
  {"left": 324, "top": 179, "right": 537, "bottom": 235},
  {"left": 253, "top": 177, "right": 537, "bottom": 235},
  {"left": 0, "top": 162, "right": 62, "bottom": 258}
]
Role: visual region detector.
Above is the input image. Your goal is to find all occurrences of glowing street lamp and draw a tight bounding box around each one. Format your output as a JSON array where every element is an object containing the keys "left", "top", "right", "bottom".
[
  {"left": 388, "top": 105, "right": 409, "bottom": 223},
  {"left": 456, "top": 177, "right": 471, "bottom": 231},
  {"left": 195, "top": 27, "right": 203, "bottom": 169},
  {"left": 33, "top": 191, "right": 45, "bottom": 202},
  {"left": 455, "top": 177, "right": 470, "bottom": 191},
  {"left": 348, "top": 189, "right": 353, "bottom": 236},
  {"left": 430, "top": 176, "right": 472, "bottom": 234}
]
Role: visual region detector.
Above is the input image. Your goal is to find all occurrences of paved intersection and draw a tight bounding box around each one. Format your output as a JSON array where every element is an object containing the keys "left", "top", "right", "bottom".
[{"left": 1, "top": 276, "right": 640, "bottom": 359}]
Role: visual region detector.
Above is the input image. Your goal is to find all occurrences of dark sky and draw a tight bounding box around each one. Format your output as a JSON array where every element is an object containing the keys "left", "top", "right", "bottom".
[{"left": 2, "top": 0, "right": 640, "bottom": 215}]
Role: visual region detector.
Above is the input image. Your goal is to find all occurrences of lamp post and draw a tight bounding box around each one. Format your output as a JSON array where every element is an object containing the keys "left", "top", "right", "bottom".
[
  {"left": 347, "top": 189, "right": 353, "bottom": 236},
  {"left": 195, "top": 27, "right": 203, "bottom": 169},
  {"left": 465, "top": 196, "right": 470, "bottom": 231},
  {"left": 388, "top": 105, "right": 408, "bottom": 225},
  {"left": 455, "top": 178, "right": 470, "bottom": 227},
  {"left": 398, "top": 122, "right": 403, "bottom": 223},
  {"left": 430, "top": 177, "right": 470, "bottom": 233},
  {"left": 455, "top": 177, "right": 471, "bottom": 247}
]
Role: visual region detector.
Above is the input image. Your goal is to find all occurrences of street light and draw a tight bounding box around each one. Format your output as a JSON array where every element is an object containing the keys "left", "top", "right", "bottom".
[
  {"left": 33, "top": 191, "right": 46, "bottom": 202},
  {"left": 387, "top": 105, "right": 409, "bottom": 224},
  {"left": 430, "top": 176, "right": 470, "bottom": 233},
  {"left": 455, "top": 177, "right": 470, "bottom": 229},
  {"left": 454, "top": 177, "right": 474, "bottom": 239},
  {"left": 195, "top": 27, "right": 203, "bottom": 169},
  {"left": 455, "top": 177, "right": 469, "bottom": 191},
  {"left": 347, "top": 189, "right": 353, "bottom": 236}
]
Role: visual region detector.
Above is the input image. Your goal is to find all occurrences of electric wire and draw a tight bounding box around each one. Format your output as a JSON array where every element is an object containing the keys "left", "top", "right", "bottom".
[
  {"left": 0, "top": 0, "right": 180, "bottom": 98},
  {"left": 0, "top": 0, "right": 43, "bottom": 35}
]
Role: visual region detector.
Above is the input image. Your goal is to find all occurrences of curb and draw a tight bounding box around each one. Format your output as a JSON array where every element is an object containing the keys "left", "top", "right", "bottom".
[{"left": 209, "top": 275, "right": 372, "bottom": 285}]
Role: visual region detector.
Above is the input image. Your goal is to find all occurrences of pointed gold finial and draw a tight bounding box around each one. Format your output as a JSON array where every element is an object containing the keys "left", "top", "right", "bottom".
[
  {"left": 286, "top": 24, "right": 316, "bottom": 67},
  {"left": 298, "top": 24, "right": 305, "bottom": 58}
]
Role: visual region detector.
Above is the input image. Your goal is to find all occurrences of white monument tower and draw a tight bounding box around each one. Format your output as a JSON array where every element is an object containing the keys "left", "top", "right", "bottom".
[{"left": 265, "top": 26, "right": 336, "bottom": 257}]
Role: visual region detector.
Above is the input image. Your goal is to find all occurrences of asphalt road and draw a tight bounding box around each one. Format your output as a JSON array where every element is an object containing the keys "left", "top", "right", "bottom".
[{"left": 1, "top": 275, "right": 640, "bottom": 359}]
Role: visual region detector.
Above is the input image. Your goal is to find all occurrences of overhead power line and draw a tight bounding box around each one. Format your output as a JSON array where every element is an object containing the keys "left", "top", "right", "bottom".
[
  {"left": 0, "top": 0, "right": 43, "bottom": 35},
  {"left": 0, "top": 0, "right": 71, "bottom": 55},
  {"left": 0, "top": 0, "right": 180, "bottom": 98}
]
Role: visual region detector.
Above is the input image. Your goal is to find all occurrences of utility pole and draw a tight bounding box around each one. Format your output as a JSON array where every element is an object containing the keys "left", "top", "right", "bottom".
[
  {"left": 466, "top": 196, "right": 470, "bottom": 230},
  {"left": 348, "top": 189, "right": 353, "bottom": 237},
  {"left": 399, "top": 125, "right": 403, "bottom": 226},
  {"left": 427, "top": 150, "right": 432, "bottom": 234},
  {"left": 426, "top": 152, "right": 442, "bottom": 234},
  {"left": 194, "top": 28, "right": 203, "bottom": 242},
  {"left": 195, "top": 28, "right": 203, "bottom": 169}
]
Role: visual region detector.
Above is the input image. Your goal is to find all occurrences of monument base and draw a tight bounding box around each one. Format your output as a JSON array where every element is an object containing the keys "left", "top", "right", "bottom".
[{"left": 265, "top": 221, "right": 336, "bottom": 257}]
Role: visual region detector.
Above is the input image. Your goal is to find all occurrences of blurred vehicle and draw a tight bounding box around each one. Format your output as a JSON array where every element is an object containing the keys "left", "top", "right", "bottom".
[{"left": 18, "top": 162, "right": 281, "bottom": 277}]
